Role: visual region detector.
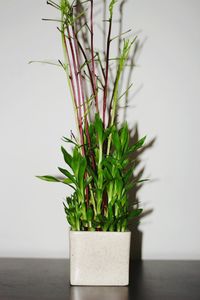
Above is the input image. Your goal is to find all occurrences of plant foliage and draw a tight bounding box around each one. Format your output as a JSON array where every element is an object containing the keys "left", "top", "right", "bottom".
[{"left": 37, "top": 0, "right": 146, "bottom": 231}]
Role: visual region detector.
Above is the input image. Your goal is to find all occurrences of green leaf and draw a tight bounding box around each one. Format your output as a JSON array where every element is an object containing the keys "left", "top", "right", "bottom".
[
  {"left": 112, "top": 127, "right": 121, "bottom": 155},
  {"left": 62, "top": 136, "right": 79, "bottom": 147},
  {"left": 103, "top": 167, "right": 113, "bottom": 181},
  {"left": 108, "top": 203, "right": 114, "bottom": 219},
  {"left": 86, "top": 165, "right": 98, "bottom": 184},
  {"left": 62, "top": 178, "right": 76, "bottom": 190},
  {"left": 71, "top": 147, "right": 80, "bottom": 177},
  {"left": 94, "top": 113, "right": 103, "bottom": 144},
  {"left": 129, "top": 136, "right": 146, "bottom": 153},
  {"left": 88, "top": 123, "right": 95, "bottom": 137},
  {"left": 58, "top": 167, "right": 76, "bottom": 184},
  {"left": 120, "top": 195, "right": 127, "bottom": 207},
  {"left": 124, "top": 167, "right": 134, "bottom": 184},
  {"left": 78, "top": 157, "right": 87, "bottom": 184},
  {"left": 63, "top": 178, "right": 73, "bottom": 184},
  {"left": 87, "top": 207, "right": 94, "bottom": 222},
  {"left": 103, "top": 126, "right": 113, "bottom": 142},
  {"left": 36, "top": 175, "right": 60, "bottom": 182},
  {"left": 120, "top": 123, "right": 129, "bottom": 153},
  {"left": 84, "top": 176, "right": 93, "bottom": 187},
  {"left": 61, "top": 146, "right": 72, "bottom": 168},
  {"left": 79, "top": 202, "right": 87, "bottom": 220}
]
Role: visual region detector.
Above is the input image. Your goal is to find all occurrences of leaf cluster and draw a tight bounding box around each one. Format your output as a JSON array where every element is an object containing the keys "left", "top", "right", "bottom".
[{"left": 38, "top": 114, "right": 146, "bottom": 231}]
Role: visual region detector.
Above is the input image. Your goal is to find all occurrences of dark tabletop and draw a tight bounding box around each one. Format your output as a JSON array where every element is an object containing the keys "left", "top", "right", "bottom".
[{"left": 0, "top": 258, "right": 199, "bottom": 300}]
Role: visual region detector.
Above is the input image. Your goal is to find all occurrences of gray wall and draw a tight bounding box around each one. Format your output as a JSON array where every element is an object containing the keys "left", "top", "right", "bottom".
[{"left": 0, "top": 0, "right": 200, "bottom": 259}]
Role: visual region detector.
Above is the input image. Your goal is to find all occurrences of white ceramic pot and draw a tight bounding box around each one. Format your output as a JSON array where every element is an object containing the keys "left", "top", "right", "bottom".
[{"left": 69, "top": 231, "right": 131, "bottom": 286}]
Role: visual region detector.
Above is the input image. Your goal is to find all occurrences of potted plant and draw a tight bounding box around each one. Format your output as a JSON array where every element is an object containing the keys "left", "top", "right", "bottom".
[{"left": 37, "top": 0, "right": 146, "bottom": 286}]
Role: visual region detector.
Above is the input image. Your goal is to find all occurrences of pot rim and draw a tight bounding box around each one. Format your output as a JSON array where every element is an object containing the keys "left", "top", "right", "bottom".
[{"left": 70, "top": 230, "right": 131, "bottom": 234}]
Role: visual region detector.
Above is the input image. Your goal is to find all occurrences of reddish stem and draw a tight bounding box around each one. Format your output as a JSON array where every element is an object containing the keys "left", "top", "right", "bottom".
[
  {"left": 71, "top": 24, "right": 98, "bottom": 208},
  {"left": 67, "top": 26, "right": 91, "bottom": 207},
  {"left": 72, "top": 27, "right": 96, "bottom": 171},
  {"left": 90, "top": 0, "right": 99, "bottom": 113},
  {"left": 76, "top": 38, "right": 98, "bottom": 116},
  {"left": 72, "top": 28, "right": 88, "bottom": 123},
  {"left": 67, "top": 27, "right": 85, "bottom": 155}
]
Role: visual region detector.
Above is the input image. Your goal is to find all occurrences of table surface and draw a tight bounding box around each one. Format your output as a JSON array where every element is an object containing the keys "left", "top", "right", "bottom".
[{"left": 0, "top": 258, "right": 199, "bottom": 300}]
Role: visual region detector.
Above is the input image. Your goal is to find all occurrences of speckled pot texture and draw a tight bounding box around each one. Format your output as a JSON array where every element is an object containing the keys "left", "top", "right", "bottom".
[{"left": 69, "top": 231, "right": 131, "bottom": 286}]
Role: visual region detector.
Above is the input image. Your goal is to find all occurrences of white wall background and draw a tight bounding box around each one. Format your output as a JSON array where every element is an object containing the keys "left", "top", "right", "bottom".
[{"left": 0, "top": 0, "right": 200, "bottom": 259}]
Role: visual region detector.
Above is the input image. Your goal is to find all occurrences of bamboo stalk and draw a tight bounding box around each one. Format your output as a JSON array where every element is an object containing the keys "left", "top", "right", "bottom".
[
  {"left": 67, "top": 27, "right": 85, "bottom": 155},
  {"left": 103, "top": 17, "right": 113, "bottom": 127},
  {"left": 90, "top": 0, "right": 99, "bottom": 113},
  {"left": 61, "top": 26, "right": 81, "bottom": 144}
]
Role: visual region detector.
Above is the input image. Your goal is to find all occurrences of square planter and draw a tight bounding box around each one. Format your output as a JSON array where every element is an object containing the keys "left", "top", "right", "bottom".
[{"left": 69, "top": 231, "right": 131, "bottom": 286}]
